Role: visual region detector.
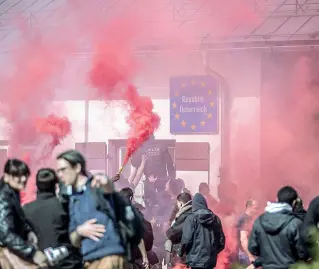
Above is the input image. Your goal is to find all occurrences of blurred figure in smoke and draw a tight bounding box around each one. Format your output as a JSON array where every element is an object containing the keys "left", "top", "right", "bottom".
[
  {"left": 149, "top": 178, "right": 184, "bottom": 265},
  {"left": 248, "top": 186, "right": 306, "bottom": 269},
  {"left": 164, "top": 179, "right": 185, "bottom": 219},
  {"left": 236, "top": 199, "right": 258, "bottom": 266},
  {"left": 179, "top": 193, "right": 225, "bottom": 269},
  {"left": 165, "top": 192, "right": 192, "bottom": 266},
  {"left": 0, "top": 159, "right": 48, "bottom": 268},
  {"left": 199, "top": 182, "right": 218, "bottom": 209},
  {"left": 215, "top": 181, "right": 238, "bottom": 214},
  {"left": 131, "top": 135, "right": 176, "bottom": 206},
  {"left": 166, "top": 179, "right": 187, "bottom": 225}
]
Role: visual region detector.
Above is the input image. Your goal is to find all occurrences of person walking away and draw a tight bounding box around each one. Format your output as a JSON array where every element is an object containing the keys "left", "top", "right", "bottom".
[
  {"left": 166, "top": 192, "right": 192, "bottom": 266},
  {"left": 120, "top": 187, "right": 153, "bottom": 269},
  {"left": 179, "top": 193, "right": 225, "bottom": 269},
  {"left": 236, "top": 199, "right": 258, "bottom": 266},
  {"left": 0, "top": 159, "right": 48, "bottom": 269},
  {"left": 56, "top": 150, "right": 143, "bottom": 269},
  {"left": 292, "top": 198, "right": 307, "bottom": 221},
  {"left": 300, "top": 195, "right": 319, "bottom": 259},
  {"left": 23, "top": 168, "right": 83, "bottom": 269},
  {"left": 248, "top": 186, "right": 306, "bottom": 269}
]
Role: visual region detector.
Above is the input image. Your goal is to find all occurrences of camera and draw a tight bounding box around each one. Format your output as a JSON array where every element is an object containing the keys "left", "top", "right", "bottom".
[{"left": 44, "top": 246, "right": 69, "bottom": 266}]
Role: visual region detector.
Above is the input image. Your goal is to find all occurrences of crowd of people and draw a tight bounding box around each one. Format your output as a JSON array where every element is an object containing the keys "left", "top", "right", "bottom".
[{"left": 0, "top": 136, "right": 318, "bottom": 269}]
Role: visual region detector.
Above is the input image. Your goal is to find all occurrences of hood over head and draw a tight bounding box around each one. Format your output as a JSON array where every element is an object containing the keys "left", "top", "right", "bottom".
[
  {"left": 192, "top": 193, "right": 216, "bottom": 226},
  {"left": 260, "top": 202, "right": 294, "bottom": 235},
  {"left": 192, "top": 193, "right": 208, "bottom": 211}
]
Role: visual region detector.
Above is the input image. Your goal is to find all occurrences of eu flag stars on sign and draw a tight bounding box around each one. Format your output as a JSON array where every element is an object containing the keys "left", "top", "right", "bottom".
[{"left": 170, "top": 75, "right": 219, "bottom": 134}]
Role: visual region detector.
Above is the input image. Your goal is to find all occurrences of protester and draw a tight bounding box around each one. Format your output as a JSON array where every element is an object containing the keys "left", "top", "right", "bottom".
[
  {"left": 151, "top": 178, "right": 184, "bottom": 264},
  {"left": 199, "top": 182, "right": 218, "bottom": 209},
  {"left": 120, "top": 187, "right": 161, "bottom": 269},
  {"left": 301, "top": 195, "right": 319, "bottom": 258},
  {"left": 162, "top": 179, "right": 185, "bottom": 220},
  {"left": 293, "top": 198, "right": 307, "bottom": 221},
  {"left": 166, "top": 192, "right": 192, "bottom": 266},
  {"left": 0, "top": 159, "right": 48, "bottom": 268},
  {"left": 179, "top": 193, "right": 225, "bottom": 269},
  {"left": 248, "top": 186, "right": 306, "bottom": 269},
  {"left": 56, "top": 150, "right": 144, "bottom": 269},
  {"left": 131, "top": 135, "right": 176, "bottom": 206},
  {"left": 23, "top": 168, "right": 83, "bottom": 269},
  {"left": 236, "top": 199, "right": 258, "bottom": 265}
]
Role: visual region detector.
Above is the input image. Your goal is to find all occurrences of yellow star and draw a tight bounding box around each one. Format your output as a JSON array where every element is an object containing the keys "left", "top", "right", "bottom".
[
  {"left": 172, "top": 102, "right": 177, "bottom": 108},
  {"left": 191, "top": 124, "right": 196, "bottom": 130},
  {"left": 207, "top": 113, "right": 212, "bottom": 119},
  {"left": 181, "top": 120, "right": 187, "bottom": 127},
  {"left": 175, "top": 92, "right": 179, "bottom": 97},
  {"left": 175, "top": 113, "right": 180, "bottom": 119},
  {"left": 181, "top": 83, "right": 186, "bottom": 88},
  {"left": 201, "top": 82, "right": 206, "bottom": 87},
  {"left": 210, "top": 101, "right": 215, "bottom": 107},
  {"left": 200, "top": 120, "right": 206, "bottom": 126},
  {"left": 208, "top": 89, "right": 212, "bottom": 95}
]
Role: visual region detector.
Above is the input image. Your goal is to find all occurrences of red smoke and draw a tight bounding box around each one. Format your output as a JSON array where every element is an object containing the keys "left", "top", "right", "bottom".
[
  {"left": 88, "top": 21, "right": 138, "bottom": 100},
  {"left": 123, "top": 85, "right": 160, "bottom": 165},
  {"left": 0, "top": 14, "right": 76, "bottom": 203},
  {"left": 260, "top": 55, "right": 319, "bottom": 202},
  {"left": 35, "top": 114, "right": 72, "bottom": 162},
  {"left": 86, "top": 14, "right": 160, "bottom": 169},
  {"left": 0, "top": 34, "right": 61, "bottom": 155}
]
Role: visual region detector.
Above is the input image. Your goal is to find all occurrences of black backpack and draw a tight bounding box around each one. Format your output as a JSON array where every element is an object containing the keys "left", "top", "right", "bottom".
[
  {"left": 93, "top": 189, "right": 144, "bottom": 261},
  {"left": 142, "top": 218, "right": 154, "bottom": 251}
]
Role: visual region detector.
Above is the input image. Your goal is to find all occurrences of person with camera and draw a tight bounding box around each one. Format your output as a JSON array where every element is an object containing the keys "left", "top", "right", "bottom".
[
  {"left": 0, "top": 159, "right": 48, "bottom": 269},
  {"left": 24, "top": 168, "right": 83, "bottom": 269}
]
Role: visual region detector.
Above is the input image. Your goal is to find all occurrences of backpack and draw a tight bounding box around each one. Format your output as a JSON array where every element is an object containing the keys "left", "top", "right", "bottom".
[
  {"left": 143, "top": 218, "right": 154, "bottom": 251},
  {"left": 93, "top": 189, "right": 144, "bottom": 260}
]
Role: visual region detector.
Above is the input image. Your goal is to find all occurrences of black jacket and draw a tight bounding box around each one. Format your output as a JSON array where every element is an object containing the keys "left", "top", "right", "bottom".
[
  {"left": 131, "top": 137, "right": 176, "bottom": 180},
  {"left": 300, "top": 196, "right": 319, "bottom": 258},
  {"left": 166, "top": 201, "right": 192, "bottom": 265},
  {"left": 180, "top": 193, "right": 225, "bottom": 269},
  {"left": 166, "top": 201, "right": 192, "bottom": 244},
  {"left": 23, "top": 192, "right": 83, "bottom": 269},
  {"left": 248, "top": 202, "right": 305, "bottom": 269},
  {"left": 0, "top": 180, "right": 36, "bottom": 261},
  {"left": 131, "top": 206, "right": 154, "bottom": 262}
]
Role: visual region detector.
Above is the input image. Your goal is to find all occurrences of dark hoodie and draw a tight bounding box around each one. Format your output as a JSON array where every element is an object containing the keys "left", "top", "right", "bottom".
[
  {"left": 179, "top": 193, "right": 225, "bottom": 269},
  {"left": 300, "top": 196, "right": 319, "bottom": 258},
  {"left": 248, "top": 202, "right": 305, "bottom": 269}
]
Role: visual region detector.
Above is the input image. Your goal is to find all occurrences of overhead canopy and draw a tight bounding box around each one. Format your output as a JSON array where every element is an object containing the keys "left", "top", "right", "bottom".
[{"left": 0, "top": 0, "right": 318, "bottom": 52}]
